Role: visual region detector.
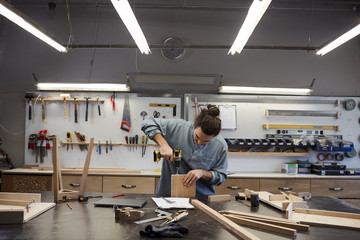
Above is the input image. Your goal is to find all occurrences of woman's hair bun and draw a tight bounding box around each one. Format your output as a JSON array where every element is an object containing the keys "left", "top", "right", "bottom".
[{"left": 207, "top": 104, "right": 220, "bottom": 117}]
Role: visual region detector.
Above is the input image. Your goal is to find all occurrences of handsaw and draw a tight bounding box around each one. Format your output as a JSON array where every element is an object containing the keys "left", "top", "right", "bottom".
[{"left": 120, "top": 95, "right": 131, "bottom": 132}]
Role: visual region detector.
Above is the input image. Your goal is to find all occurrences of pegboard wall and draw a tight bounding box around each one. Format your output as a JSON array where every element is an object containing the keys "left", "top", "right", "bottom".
[
  {"left": 185, "top": 94, "right": 360, "bottom": 172},
  {"left": 24, "top": 92, "right": 181, "bottom": 170}
]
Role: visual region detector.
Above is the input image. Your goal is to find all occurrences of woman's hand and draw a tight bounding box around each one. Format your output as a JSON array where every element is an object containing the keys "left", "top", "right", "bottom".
[{"left": 183, "top": 170, "right": 204, "bottom": 187}]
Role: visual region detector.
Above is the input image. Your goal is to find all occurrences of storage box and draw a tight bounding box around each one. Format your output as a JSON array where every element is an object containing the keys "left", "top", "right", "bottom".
[{"left": 282, "top": 163, "right": 298, "bottom": 174}]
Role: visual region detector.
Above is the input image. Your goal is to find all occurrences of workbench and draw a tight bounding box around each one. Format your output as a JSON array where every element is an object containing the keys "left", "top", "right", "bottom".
[{"left": 1, "top": 192, "right": 360, "bottom": 240}]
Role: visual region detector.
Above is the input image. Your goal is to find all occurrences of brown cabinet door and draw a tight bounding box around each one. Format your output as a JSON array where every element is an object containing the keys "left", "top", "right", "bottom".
[
  {"left": 1, "top": 174, "right": 52, "bottom": 192},
  {"left": 103, "top": 176, "right": 155, "bottom": 194},
  {"left": 62, "top": 175, "right": 103, "bottom": 192},
  {"left": 260, "top": 179, "right": 310, "bottom": 194},
  {"left": 311, "top": 179, "right": 360, "bottom": 198},
  {"left": 215, "top": 178, "right": 259, "bottom": 194}
]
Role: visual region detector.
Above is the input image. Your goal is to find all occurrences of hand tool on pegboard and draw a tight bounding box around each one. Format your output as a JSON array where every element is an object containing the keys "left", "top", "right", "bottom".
[
  {"left": 74, "top": 131, "right": 87, "bottom": 151},
  {"left": 41, "top": 98, "right": 46, "bottom": 122},
  {"left": 120, "top": 95, "right": 131, "bottom": 132},
  {"left": 85, "top": 97, "right": 90, "bottom": 121},
  {"left": 74, "top": 97, "right": 78, "bottom": 123},
  {"left": 141, "top": 136, "right": 145, "bottom": 157},
  {"left": 106, "top": 140, "right": 108, "bottom": 154},
  {"left": 149, "top": 103, "right": 177, "bottom": 117},
  {"left": 110, "top": 93, "right": 116, "bottom": 111},
  {"left": 97, "top": 98, "right": 101, "bottom": 116},
  {"left": 66, "top": 132, "right": 73, "bottom": 150}
]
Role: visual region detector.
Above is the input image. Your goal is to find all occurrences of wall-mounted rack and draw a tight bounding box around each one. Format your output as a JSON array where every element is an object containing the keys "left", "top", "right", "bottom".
[
  {"left": 265, "top": 109, "right": 341, "bottom": 119},
  {"left": 27, "top": 97, "right": 105, "bottom": 103},
  {"left": 59, "top": 140, "right": 157, "bottom": 147}
]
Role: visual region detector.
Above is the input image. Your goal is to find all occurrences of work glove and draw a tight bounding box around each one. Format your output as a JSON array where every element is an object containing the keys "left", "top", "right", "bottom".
[{"left": 139, "top": 224, "right": 189, "bottom": 238}]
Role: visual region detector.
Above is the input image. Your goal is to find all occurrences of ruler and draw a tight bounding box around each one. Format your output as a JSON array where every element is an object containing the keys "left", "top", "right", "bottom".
[{"left": 263, "top": 124, "right": 339, "bottom": 131}]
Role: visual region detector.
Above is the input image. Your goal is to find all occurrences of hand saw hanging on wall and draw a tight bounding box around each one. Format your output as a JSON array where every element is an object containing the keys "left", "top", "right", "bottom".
[{"left": 120, "top": 95, "right": 131, "bottom": 132}]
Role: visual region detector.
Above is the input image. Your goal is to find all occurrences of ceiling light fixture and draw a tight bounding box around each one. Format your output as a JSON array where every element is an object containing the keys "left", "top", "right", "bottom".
[
  {"left": 316, "top": 23, "right": 360, "bottom": 56},
  {"left": 111, "top": 0, "right": 151, "bottom": 54},
  {"left": 0, "top": 0, "right": 67, "bottom": 52},
  {"left": 219, "top": 86, "right": 312, "bottom": 96},
  {"left": 228, "top": 0, "right": 272, "bottom": 55},
  {"left": 37, "top": 83, "right": 130, "bottom": 92}
]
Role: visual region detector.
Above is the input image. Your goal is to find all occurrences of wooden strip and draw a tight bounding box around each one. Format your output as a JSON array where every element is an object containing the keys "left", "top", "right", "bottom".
[
  {"left": 79, "top": 138, "right": 95, "bottom": 196},
  {"left": 171, "top": 175, "right": 196, "bottom": 198},
  {"left": 223, "top": 214, "right": 297, "bottom": 236},
  {"left": 282, "top": 201, "right": 308, "bottom": 211},
  {"left": 0, "top": 199, "right": 29, "bottom": 207},
  {"left": 52, "top": 137, "right": 60, "bottom": 202},
  {"left": 219, "top": 210, "right": 298, "bottom": 224},
  {"left": 269, "top": 194, "right": 286, "bottom": 201},
  {"left": 208, "top": 194, "right": 231, "bottom": 202},
  {"left": 191, "top": 199, "right": 260, "bottom": 240},
  {"left": 225, "top": 214, "right": 309, "bottom": 232},
  {"left": 291, "top": 212, "right": 360, "bottom": 231},
  {"left": 0, "top": 193, "right": 41, "bottom": 202},
  {"left": 294, "top": 208, "right": 360, "bottom": 219}
]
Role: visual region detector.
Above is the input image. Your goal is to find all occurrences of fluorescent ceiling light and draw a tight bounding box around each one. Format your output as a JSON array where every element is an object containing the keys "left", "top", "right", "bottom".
[
  {"left": 0, "top": 0, "right": 67, "bottom": 53},
  {"left": 219, "top": 86, "right": 312, "bottom": 96},
  {"left": 228, "top": 0, "right": 272, "bottom": 55},
  {"left": 316, "top": 24, "right": 360, "bottom": 56},
  {"left": 111, "top": 0, "right": 150, "bottom": 54},
  {"left": 37, "top": 83, "right": 130, "bottom": 92}
]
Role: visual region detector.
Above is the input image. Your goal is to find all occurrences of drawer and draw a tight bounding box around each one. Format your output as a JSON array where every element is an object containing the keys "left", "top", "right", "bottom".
[
  {"left": 311, "top": 179, "right": 360, "bottom": 198},
  {"left": 215, "top": 178, "right": 259, "bottom": 194},
  {"left": 260, "top": 179, "right": 310, "bottom": 194},
  {"left": 1, "top": 174, "right": 52, "bottom": 192},
  {"left": 103, "top": 176, "right": 155, "bottom": 194},
  {"left": 62, "top": 175, "right": 103, "bottom": 192}
]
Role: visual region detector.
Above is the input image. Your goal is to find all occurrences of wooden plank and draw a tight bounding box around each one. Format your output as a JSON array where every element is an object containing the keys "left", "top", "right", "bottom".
[
  {"left": 219, "top": 210, "right": 299, "bottom": 224},
  {"left": 223, "top": 214, "right": 309, "bottom": 232},
  {"left": 191, "top": 199, "right": 260, "bottom": 240},
  {"left": 208, "top": 194, "right": 231, "bottom": 203},
  {"left": 269, "top": 194, "right": 286, "bottom": 201},
  {"left": 79, "top": 138, "right": 94, "bottom": 196},
  {"left": 290, "top": 212, "right": 360, "bottom": 231},
  {"left": 23, "top": 202, "right": 56, "bottom": 223},
  {"left": 223, "top": 214, "right": 297, "bottom": 237},
  {"left": 294, "top": 208, "right": 360, "bottom": 219},
  {"left": 52, "top": 137, "right": 60, "bottom": 202},
  {"left": 0, "top": 199, "right": 28, "bottom": 207},
  {"left": 0, "top": 193, "right": 41, "bottom": 202},
  {"left": 171, "top": 174, "right": 196, "bottom": 198}
]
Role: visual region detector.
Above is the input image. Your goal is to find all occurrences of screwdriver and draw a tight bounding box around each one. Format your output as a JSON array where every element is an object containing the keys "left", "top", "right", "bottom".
[
  {"left": 125, "top": 136, "right": 129, "bottom": 151},
  {"left": 135, "top": 135, "right": 138, "bottom": 150},
  {"left": 141, "top": 136, "right": 145, "bottom": 157}
]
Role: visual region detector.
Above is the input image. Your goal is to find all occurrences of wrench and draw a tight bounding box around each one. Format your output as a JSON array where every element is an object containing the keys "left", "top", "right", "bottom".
[{"left": 134, "top": 209, "right": 172, "bottom": 225}]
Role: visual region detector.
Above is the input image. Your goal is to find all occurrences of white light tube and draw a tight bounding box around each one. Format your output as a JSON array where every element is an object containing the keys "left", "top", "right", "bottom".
[
  {"left": 316, "top": 24, "right": 360, "bottom": 56},
  {"left": 37, "top": 83, "right": 130, "bottom": 92},
  {"left": 0, "top": 0, "right": 67, "bottom": 53},
  {"left": 111, "top": 0, "right": 151, "bottom": 54},
  {"left": 219, "top": 86, "right": 312, "bottom": 96},
  {"left": 228, "top": 0, "right": 272, "bottom": 55}
]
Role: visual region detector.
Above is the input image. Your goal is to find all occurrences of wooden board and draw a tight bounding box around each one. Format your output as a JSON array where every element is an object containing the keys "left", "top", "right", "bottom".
[
  {"left": 290, "top": 211, "right": 360, "bottom": 231},
  {"left": 245, "top": 189, "right": 308, "bottom": 211},
  {"left": 0, "top": 193, "right": 41, "bottom": 202},
  {"left": 171, "top": 174, "right": 196, "bottom": 198},
  {"left": 191, "top": 199, "right": 260, "bottom": 240},
  {"left": 208, "top": 194, "right": 231, "bottom": 202},
  {"left": 223, "top": 214, "right": 297, "bottom": 237}
]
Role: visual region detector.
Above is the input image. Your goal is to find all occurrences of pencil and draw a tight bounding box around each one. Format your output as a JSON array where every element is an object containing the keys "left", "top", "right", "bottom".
[
  {"left": 67, "top": 203, "right": 72, "bottom": 210},
  {"left": 112, "top": 194, "right": 125, "bottom": 198}
]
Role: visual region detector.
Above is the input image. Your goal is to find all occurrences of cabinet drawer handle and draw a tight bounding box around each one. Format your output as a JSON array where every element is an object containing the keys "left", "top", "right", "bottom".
[
  {"left": 227, "top": 186, "right": 242, "bottom": 190},
  {"left": 69, "top": 183, "right": 80, "bottom": 187},
  {"left": 278, "top": 187, "right": 292, "bottom": 191},
  {"left": 122, "top": 184, "right": 136, "bottom": 189},
  {"left": 329, "top": 187, "right": 343, "bottom": 191}
]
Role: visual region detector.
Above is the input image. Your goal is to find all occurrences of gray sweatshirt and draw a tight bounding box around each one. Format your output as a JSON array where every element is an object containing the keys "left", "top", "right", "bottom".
[{"left": 141, "top": 117, "right": 228, "bottom": 196}]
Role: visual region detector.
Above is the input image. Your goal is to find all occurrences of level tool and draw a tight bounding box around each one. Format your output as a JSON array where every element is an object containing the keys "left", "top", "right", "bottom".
[
  {"left": 263, "top": 124, "right": 339, "bottom": 131},
  {"left": 149, "top": 103, "right": 176, "bottom": 116}
]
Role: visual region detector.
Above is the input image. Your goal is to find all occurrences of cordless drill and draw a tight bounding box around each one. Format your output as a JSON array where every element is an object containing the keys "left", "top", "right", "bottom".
[{"left": 154, "top": 148, "right": 182, "bottom": 174}]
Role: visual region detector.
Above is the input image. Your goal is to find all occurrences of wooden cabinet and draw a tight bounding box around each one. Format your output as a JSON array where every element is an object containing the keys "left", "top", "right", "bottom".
[
  {"left": 311, "top": 179, "right": 360, "bottom": 198},
  {"left": 103, "top": 176, "right": 155, "bottom": 194},
  {"left": 62, "top": 175, "right": 103, "bottom": 192},
  {"left": 260, "top": 178, "right": 311, "bottom": 194},
  {"left": 215, "top": 178, "right": 259, "bottom": 194},
  {"left": 1, "top": 174, "right": 52, "bottom": 192}
]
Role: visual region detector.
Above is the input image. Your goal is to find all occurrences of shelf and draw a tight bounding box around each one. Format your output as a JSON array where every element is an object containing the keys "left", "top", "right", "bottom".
[
  {"left": 228, "top": 151, "right": 309, "bottom": 157},
  {"left": 27, "top": 97, "right": 105, "bottom": 103},
  {"left": 59, "top": 140, "right": 157, "bottom": 147}
]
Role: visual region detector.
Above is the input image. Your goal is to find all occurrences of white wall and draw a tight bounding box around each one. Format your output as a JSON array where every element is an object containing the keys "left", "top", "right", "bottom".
[{"left": 0, "top": 1, "right": 360, "bottom": 167}]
